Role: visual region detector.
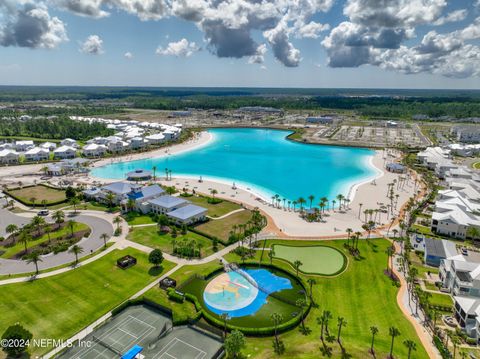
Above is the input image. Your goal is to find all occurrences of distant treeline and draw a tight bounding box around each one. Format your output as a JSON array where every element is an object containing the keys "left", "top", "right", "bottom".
[
  {"left": 1, "top": 86, "right": 480, "bottom": 119},
  {"left": 0, "top": 117, "right": 114, "bottom": 141},
  {"left": 0, "top": 106, "right": 122, "bottom": 118}
]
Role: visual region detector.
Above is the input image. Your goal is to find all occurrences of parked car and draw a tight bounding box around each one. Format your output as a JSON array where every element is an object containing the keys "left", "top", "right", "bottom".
[
  {"left": 38, "top": 209, "right": 49, "bottom": 216},
  {"left": 461, "top": 247, "right": 468, "bottom": 256}
]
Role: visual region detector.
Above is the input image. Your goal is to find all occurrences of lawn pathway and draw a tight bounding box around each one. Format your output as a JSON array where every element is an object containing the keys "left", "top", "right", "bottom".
[{"left": 206, "top": 208, "right": 245, "bottom": 220}]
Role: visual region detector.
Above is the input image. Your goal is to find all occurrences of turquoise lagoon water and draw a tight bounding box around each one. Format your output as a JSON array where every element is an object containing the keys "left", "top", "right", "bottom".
[
  {"left": 91, "top": 128, "right": 378, "bottom": 202},
  {"left": 203, "top": 268, "right": 292, "bottom": 317}
]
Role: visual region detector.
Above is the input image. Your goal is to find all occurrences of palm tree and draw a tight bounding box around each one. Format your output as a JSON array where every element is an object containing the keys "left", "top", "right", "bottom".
[
  {"left": 6, "top": 224, "right": 18, "bottom": 238},
  {"left": 70, "top": 197, "right": 80, "bottom": 213},
  {"left": 220, "top": 313, "right": 229, "bottom": 338},
  {"left": 292, "top": 200, "right": 297, "bottom": 211},
  {"left": 271, "top": 313, "right": 283, "bottom": 347},
  {"left": 293, "top": 260, "right": 303, "bottom": 276},
  {"left": 18, "top": 231, "right": 31, "bottom": 253},
  {"left": 210, "top": 189, "right": 218, "bottom": 199},
  {"left": 30, "top": 196, "right": 37, "bottom": 208},
  {"left": 297, "top": 197, "right": 306, "bottom": 211},
  {"left": 337, "top": 317, "right": 347, "bottom": 345},
  {"left": 113, "top": 216, "right": 122, "bottom": 231},
  {"left": 346, "top": 228, "right": 353, "bottom": 247},
  {"left": 323, "top": 310, "right": 333, "bottom": 336},
  {"left": 369, "top": 326, "right": 378, "bottom": 354},
  {"left": 308, "top": 195, "right": 315, "bottom": 209},
  {"left": 69, "top": 244, "right": 84, "bottom": 265},
  {"left": 336, "top": 194, "right": 345, "bottom": 210},
  {"left": 126, "top": 198, "right": 136, "bottom": 212},
  {"left": 41, "top": 199, "right": 47, "bottom": 209},
  {"left": 317, "top": 311, "right": 329, "bottom": 340},
  {"left": 388, "top": 327, "right": 401, "bottom": 358},
  {"left": 403, "top": 339, "right": 416, "bottom": 359},
  {"left": 268, "top": 248, "right": 275, "bottom": 264},
  {"left": 44, "top": 225, "right": 52, "bottom": 241},
  {"left": 332, "top": 199, "right": 336, "bottom": 211},
  {"left": 26, "top": 251, "right": 42, "bottom": 274},
  {"left": 152, "top": 165, "right": 157, "bottom": 181},
  {"left": 67, "top": 220, "right": 75, "bottom": 237},
  {"left": 31, "top": 215, "right": 45, "bottom": 236},
  {"left": 100, "top": 233, "right": 109, "bottom": 248},
  {"left": 53, "top": 210, "right": 65, "bottom": 229},
  {"left": 358, "top": 202, "right": 363, "bottom": 218},
  {"left": 296, "top": 298, "right": 307, "bottom": 331},
  {"left": 320, "top": 196, "right": 328, "bottom": 212},
  {"left": 105, "top": 192, "right": 115, "bottom": 208}
]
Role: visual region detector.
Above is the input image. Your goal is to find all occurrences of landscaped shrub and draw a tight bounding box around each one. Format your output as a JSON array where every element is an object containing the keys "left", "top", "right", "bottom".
[
  {"left": 167, "top": 288, "right": 185, "bottom": 303},
  {"left": 433, "top": 335, "right": 452, "bottom": 359}
]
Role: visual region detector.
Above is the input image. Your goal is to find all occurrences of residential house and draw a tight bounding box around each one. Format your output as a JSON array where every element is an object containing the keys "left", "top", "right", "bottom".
[
  {"left": 14, "top": 140, "right": 34, "bottom": 152},
  {"left": 0, "top": 149, "right": 19, "bottom": 164},
  {"left": 149, "top": 195, "right": 189, "bottom": 215},
  {"left": 60, "top": 138, "right": 79, "bottom": 148},
  {"left": 424, "top": 237, "right": 457, "bottom": 267},
  {"left": 53, "top": 145, "right": 77, "bottom": 159},
  {"left": 39, "top": 142, "right": 57, "bottom": 151},
  {"left": 24, "top": 147, "right": 50, "bottom": 162},
  {"left": 82, "top": 143, "right": 107, "bottom": 158}
]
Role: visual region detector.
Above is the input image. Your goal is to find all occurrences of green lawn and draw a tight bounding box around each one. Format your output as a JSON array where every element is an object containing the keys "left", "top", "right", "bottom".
[
  {"left": 224, "top": 239, "right": 429, "bottom": 359},
  {"left": 0, "top": 248, "right": 175, "bottom": 357},
  {"left": 272, "top": 244, "right": 347, "bottom": 275},
  {"left": 64, "top": 201, "right": 120, "bottom": 213},
  {"left": 195, "top": 210, "right": 252, "bottom": 241},
  {"left": 122, "top": 212, "right": 156, "bottom": 225},
  {"left": 426, "top": 290, "right": 453, "bottom": 308},
  {"left": 127, "top": 226, "right": 222, "bottom": 258},
  {"left": 7, "top": 185, "right": 67, "bottom": 205},
  {"left": 187, "top": 195, "right": 242, "bottom": 217},
  {"left": 0, "top": 222, "right": 89, "bottom": 259}
]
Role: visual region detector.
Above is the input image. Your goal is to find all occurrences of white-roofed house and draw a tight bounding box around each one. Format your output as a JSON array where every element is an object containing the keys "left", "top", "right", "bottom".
[
  {"left": 0, "top": 149, "right": 19, "bottom": 164},
  {"left": 39, "top": 142, "right": 57, "bottom": 151},
  {"left": 24, "top": 147, "right": 50, "bottom": 162},
  {"left": 53, "top": 145, "right": 77, "bottom": 159},
  {"left": 14, "top": 140, "right": 34, "bottom": 152},
  {"left": 60, "top": 138, "right": 79, "bottom": 148},
  {"left": 145, "top": 133, "right": 165, "bottom": 145},
  {"left": 82, "top": 143, "right": 107, "bottom": 158},
  {"left": 129, "top": 137, "right": 146, "bottom": 149},
  {"left": 166, "top": 204, "right": 207, "bottom": 225}
]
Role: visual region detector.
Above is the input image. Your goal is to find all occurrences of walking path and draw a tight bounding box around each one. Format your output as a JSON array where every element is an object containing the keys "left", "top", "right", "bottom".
[
  {"left": 207, "top": 208, "right": 245, "bottom": 220},
  {"left": 391, "top": 241, "right": 441, "bottom": 359}
]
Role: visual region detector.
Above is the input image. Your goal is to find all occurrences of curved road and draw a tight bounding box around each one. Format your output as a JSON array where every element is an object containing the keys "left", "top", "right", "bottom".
[{"left": 0, "top": 210, "right": 114, "bottom": 275}]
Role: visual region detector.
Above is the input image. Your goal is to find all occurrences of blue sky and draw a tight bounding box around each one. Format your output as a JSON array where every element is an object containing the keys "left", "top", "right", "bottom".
[{"left": 0, "top": 0, "right": 479, "bottom": 88}]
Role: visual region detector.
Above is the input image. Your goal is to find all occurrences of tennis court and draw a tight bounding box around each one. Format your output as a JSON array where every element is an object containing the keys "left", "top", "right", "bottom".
[{"left": 57, "top": 304, "right": 223, "bottom": 359}]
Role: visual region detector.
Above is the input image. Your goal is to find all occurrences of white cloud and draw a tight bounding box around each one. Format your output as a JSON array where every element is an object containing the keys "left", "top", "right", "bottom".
[
  {"left": 0, "top": 1, "right": 68, "bottom": 49},
  {"left": 433, "top": 9, "right": 468, "bottom": 26},
  {"left": 124, "top": 51, "right": 133, "bottom": 59},
  {"left": 295, "top": 21, "right": 330, "bottom": 39},
  {"left": 248, "top": 44, "right": 267, "bottom": 64},
  {"left": 80, "top": 34, "right": 104, "bottom": 54},
  {"left": 156, "top": 38, "right": 200, "bottom": 57}
]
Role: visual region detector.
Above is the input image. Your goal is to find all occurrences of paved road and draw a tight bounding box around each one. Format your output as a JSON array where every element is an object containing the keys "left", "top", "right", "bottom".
[
  {"left": 0, "top": 208, "right": 31, "bottom": 237},
  {"left": 0, "top": 212, "right": 114, "bottom": 275}
]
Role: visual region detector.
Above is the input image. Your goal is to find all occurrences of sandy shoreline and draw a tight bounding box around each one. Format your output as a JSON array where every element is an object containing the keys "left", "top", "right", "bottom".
[{"left": 88, "top": 132, "right": 413, "bottom": 237}]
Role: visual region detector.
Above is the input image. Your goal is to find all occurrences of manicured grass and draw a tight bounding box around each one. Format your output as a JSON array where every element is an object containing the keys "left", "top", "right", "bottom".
[
  {"left": 65, "top": 201, "right": 120, "bottom": 213},
  {"left": 0, "top": 248, "right": 175, "bottom": 357},
  {"left": 195, "top": 210, "right": 252, "bottom": 241},
  {"left": 7, "top": 185, "right": 66, "bottom": 205},
  {"left": 272, "top": 244, "right": 347, "bottom": 275},
  {"left": 225, "top": 239, "right": 429, "bottom": 359},
  {"left": 427, "top": 291, "right": 453, "bottom": 308},
  {"left": 187, "top": 195, "right": 242, "bottom": 217},
  {"left": 0, "top": 222, "right": 89, "bottom": 259},
  {"left": 127, "top": 226, "right": 222, "bottom": 258},
  {"left": 122, "top": 212, "right": 156, "bottom": 225}
]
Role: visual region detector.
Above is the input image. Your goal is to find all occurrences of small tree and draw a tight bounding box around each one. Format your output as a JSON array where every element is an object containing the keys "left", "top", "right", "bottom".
[
  {"left": 389, "top": 326, "right": 401, "bottom": 359},
  {"left": 26, "top": 251, "right": 42, "bottom": 274},
  {"left": 403, "top": 339, "right": 416, "bottom": 359},
  {"left": 69, "top": 244, "right": 84, "bottom": 265},
  {"left": 65, "top": 186, "right": 76, "bottom": 199},
  {"left": 293, "top": 259, "right": 303, "bottom": 276},
  {"left": 370, "top": 326, "right": 379, "bottom": 354},
  {"left": 100, "top": 233, "right": 109, "bottom": 248},
  {"left": 149, "top": 249, "right": 164, "bottom": 267},
  {"left": 224, "top": 330, "right": 245, "bottom": 359},
  {"left": 2, "top": 324, "right": 33, "bottom": 357}
]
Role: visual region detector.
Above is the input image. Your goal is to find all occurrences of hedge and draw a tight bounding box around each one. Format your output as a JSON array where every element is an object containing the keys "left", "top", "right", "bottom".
[
  {"left": 433, "top": 335, "right": 452, "bottom": 359},
  {"left": 167, "top": 287, "right": 185, "bottom": 303}
]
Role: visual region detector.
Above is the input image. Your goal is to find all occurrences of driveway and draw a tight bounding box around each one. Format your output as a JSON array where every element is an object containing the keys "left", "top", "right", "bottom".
[{"left": 0, "top": 212, "right": 114, "bottom": 275}]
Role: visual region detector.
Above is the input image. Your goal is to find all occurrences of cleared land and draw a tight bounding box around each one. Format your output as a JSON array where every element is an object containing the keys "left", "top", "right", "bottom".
[
  {"left": 0, "top": 248, "right": 175, "bottom": 357},
  {"left": 186, "top": 195, "right": 242, "bottom": 217},
  {"left": 195, "top": 209, "right": 252, "bottom": 241},
  {"left": 272, "top": 244, "right": 346, "bottom": 275},
  {"left": 7, "top": 185, "right": 66, "bottom": 205},
  {"left": 127, "top": 226, "right": 221, "bottom": 257}
]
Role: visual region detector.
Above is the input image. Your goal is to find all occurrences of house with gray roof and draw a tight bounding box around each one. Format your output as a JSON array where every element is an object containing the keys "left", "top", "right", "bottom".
[
  {"left": 424, "top": 238, "right": 457, "bottom": 267},
  {"left": 166, "top": 204, "right": 207, "bottom": 225}
]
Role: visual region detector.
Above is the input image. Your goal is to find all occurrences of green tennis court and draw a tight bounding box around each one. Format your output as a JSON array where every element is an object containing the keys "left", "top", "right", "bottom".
[{"left": 273, "top": 244, "right": 347, "bottom": 275}]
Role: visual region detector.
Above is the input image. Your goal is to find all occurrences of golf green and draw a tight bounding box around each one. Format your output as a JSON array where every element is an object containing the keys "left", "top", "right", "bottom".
[{"left": 273, "top": 244, "right": 347, "bottom": 275}]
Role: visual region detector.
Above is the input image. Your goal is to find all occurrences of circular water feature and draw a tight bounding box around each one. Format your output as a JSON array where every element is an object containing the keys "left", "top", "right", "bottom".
[{"left": 203, "top": 268, "right": 293, "bottom": 318}]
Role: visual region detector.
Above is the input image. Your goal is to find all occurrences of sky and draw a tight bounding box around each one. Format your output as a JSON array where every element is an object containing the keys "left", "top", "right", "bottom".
[{"left": 0, "top": 0, "right": 480, "bottom": 89}]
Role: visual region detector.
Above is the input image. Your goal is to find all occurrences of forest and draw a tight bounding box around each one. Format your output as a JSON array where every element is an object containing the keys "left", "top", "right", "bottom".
[{"left": 0, "top": 117, "right": 114, "bottom": 141}]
